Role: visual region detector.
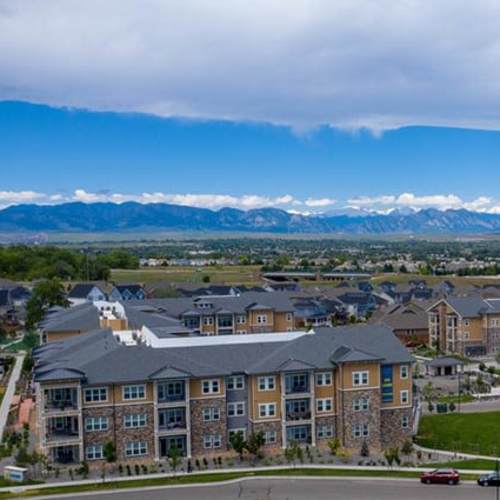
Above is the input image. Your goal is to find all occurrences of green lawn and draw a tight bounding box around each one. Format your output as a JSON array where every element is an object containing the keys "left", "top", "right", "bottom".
[
  {"left": 417, "top": 411, "right": 500, "bottom": 456},
  {"left": 437, "top": 394, "right": 475, "bottom": 405},
  {"left": 111, "top": 265, "right": 262, "bottom": 285},
  {"left": 0, "top": 468, "right": 481, "bottom": 498},
  {"left": 424, "top": 459, "right": 498, "bottom": 470}
]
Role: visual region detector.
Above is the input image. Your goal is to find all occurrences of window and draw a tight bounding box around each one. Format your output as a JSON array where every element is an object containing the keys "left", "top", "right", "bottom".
[
  {"left": 125, "top": 441, "right": 147, "bottom": 457},
  {"left": 123, "top": 385, "right": 146, "bottom": 400},
  {"left": 236, "top": 315, "right": 247, "bottom": 324},
  {"left": 85, "top": 416, "right": 108, "bottom": 431},
  {"left": 316, "top": 398, "right": 333, "bottom": 413},
  {"left": 229, "top": 429, "right": 246, "bottom": 441},
  {"left": 227, "top": 376, "right": 245, "bottom": 390},
  {"left": 202, "top": 379, "right": 220, "bottom": 394},
  {"left": 203, "top": 317, "right": 214, "bottom": 326},
  {"left": 227, "top": 402, "right": 245, "bottom": 417},
  {"left": 264, "top": 430, "right": 276, "bottom": 444},
  {"left": 401, "top": 415, "right": 409, "bottom": 429},
  {"left": 157, "top": 381, "right": 185, "bottom": 401},
  {"left": 316, "top": 372, "right": 332, "bottom": 386},
  {"left": 286, "top": 313, "right": 293, "bottom": 322},
  {"left": 400, "top": 390, "right": 409, "bottom": 405},
  {"left": 202, "top": 407, "right": 220, "bottom": 422},
  {"left": 353, "top": 397, "right": 369, "bottom": 412},
  {"left": 258, "top": 403, "right": 276, "bottom": 418},
  {"left": 256, "top": 315, "right": 268, "bottom": 324},
  {"left": 86, "top": 445, "right": 103, "bottom": 460},
  {"left": 84, "top": 387, "right": 107, "bottom": 403},
  {"left": 317, "top": 424, "right": 333, "bottom": 439},
  {"left": 463, "top": 331, "right": 470, "bottom": 340},
  {"left": 124, "top": 413, "right": 147, "bottom": 428},
  {"left": 352, "top": 423, "right": 369, "bottom": 438},
  {"left": 203, "top": 434, "right": 222, "bottom": 449},
  {"left": 352, "top": 371, "right": 369, "bottom": 386},
  {"left": 258, "top": 376, "right": 275, "bottom": 391},
  {"left": 463, "top": 319, "right": 470, "bottom": 326},
  {"left": 236, "top": 330, "right": 247, "bottom": 335},
  {"left": 400, "top": 365, "right": 409, "bottom": 379}
]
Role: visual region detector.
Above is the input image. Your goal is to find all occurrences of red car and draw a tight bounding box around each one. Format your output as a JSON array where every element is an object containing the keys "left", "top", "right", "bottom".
[{"left": 420, "top": 469, "right": 460, "bottom": 485}]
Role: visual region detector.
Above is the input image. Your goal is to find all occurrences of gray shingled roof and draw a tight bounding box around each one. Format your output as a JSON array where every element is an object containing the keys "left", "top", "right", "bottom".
[
  {"left": 40, "top": 303, "right": 100, "bottom": 333},
  {"left": 33, "top": 324, "right": 413, "bottom": 385}
]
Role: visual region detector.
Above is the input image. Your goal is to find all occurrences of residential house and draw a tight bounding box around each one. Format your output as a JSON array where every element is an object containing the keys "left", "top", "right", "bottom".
[
  {"left": 109, "top": 284, "right": 146, "bottom": 302},
  {"left": 67, "top": 284, "right": 107, "bottom": 306}
]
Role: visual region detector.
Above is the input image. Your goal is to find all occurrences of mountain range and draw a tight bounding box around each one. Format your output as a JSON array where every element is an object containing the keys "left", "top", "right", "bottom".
[{"left": 1, "top": 202, "right": 500, "bottom": 235}]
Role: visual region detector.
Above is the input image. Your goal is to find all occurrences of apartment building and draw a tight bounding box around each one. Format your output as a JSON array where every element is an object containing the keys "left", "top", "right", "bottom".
[
  {"left": 33, "top": 324, "right": 413, "bottom": 466},
  {"left": 427, "top": 296, "right": 500, "bottom": 356},
  {"left": 39, "top": 292, "right": 296, "bottom": 344}
]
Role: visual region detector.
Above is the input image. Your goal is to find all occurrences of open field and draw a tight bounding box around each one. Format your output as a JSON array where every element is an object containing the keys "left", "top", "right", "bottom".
[
  {"left": 416, "top": 412, "right": 500, "bottom": 456},
  {"left": 111, "top": 265, "right": 263, "bottom": 285}
]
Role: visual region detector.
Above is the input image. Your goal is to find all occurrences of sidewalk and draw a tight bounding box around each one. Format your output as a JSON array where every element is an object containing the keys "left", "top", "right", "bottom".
[
  {"left": 0, "top": 353, "right": 25, "bottom": 442},
  {"left": 414, "top": 443, "right": 500, "bottom": 462}
]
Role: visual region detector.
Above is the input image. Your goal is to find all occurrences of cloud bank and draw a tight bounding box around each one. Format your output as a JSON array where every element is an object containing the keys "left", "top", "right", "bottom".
[
  {"left": 2, "top": 1, "right": 500, "bottom": 131},
  {"left": 2, "top": 189, "right": 500, "bottom": 214}
]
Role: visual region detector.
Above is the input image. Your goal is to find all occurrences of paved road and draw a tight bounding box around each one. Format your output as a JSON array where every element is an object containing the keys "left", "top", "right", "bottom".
[
  {"left": 31, "top": 478, "right": 496, "bottom": 500},
  {"left": 457, "top": 399, "right": 500, "bottom": 413},
  {"left": 0, "top": 353, "right": 24, "bottom": 441}
]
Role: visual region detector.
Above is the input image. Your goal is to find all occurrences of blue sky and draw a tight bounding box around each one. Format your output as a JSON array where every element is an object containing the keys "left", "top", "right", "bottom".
[
  {"left": 1, "top": 101, "right": 500, "bottom": 213},
  {"left": 2, "top": 2, "right": 500, "bottom": 213}
]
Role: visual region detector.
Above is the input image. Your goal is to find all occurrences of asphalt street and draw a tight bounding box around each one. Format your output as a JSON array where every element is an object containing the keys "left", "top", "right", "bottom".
[{"left": 31, "top": 477, "right": 498, "bottom": 500}]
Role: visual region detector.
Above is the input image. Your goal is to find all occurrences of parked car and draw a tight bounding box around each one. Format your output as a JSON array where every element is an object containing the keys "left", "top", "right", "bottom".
[
  {"left": 420, "top": 469, "right": 460, "bottom": 485},
  {"left": 477, "top": 472, "right": 500, "bottom": 487}
]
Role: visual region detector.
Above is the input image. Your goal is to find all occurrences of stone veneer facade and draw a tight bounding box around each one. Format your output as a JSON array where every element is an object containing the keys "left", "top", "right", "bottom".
[
  {"left": 380, "top": 407, "right": 413, "bottom": 449},
  {"left": 189, "top": 398, "right": 227, "bottom": 456}
]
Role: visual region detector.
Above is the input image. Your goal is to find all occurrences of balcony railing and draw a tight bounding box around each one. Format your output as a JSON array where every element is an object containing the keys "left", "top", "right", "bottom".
[
  {"left": 44, "top": 400, "right": 79, "bottom": 413},
  {"left": 158, "top": 420, "right": 187, "bottom": 431},
  {"left": 46, "top": 429, "right": 80, "bottom": 442},
  {"left": 285, "top": 410, "right": 312, "bottom": 422}
]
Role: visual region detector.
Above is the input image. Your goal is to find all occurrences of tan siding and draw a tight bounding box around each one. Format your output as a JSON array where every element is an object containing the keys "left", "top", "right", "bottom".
[{"left": 190, "top": 377, "right": 225, "bottom": 398}]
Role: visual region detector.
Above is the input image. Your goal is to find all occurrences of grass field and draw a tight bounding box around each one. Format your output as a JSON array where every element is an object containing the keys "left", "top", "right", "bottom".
[
  {"left": 111, "top": 265, "right": 263, "bottom": 285},
  {"left": 424, "top": 458, "right": 498, "bottom": 470},
  {"left": 417, "top": 412, "right": 500, "bottom": 456},
  {"left": 0, "top": 468, "right": 481, "bottom": 498}
]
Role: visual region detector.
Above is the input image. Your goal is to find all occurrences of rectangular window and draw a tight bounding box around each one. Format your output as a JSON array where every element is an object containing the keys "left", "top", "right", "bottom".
[
  {"left": 401, "top": 415, "right": 409, "bottom": 429},
  {"left": 124, "top": 413, "right": 147, "bottom": 428},
  {"left": 202, "top": 407, "right": 220, "bottom": 422},
  {"left": 227, "top": 376, "right": 245, "bottom": 390},
  {"left": 125, "top": 441, "right": 148, "bottom": 457},
  {"left": 157, "top": 381, "right": 185, "bottom": 402},
  {"left": 84, "top": 387, "right": 107, "bottom": 403},
  {"left": 286, "top": 313, "right": 293, "bottom": 322},
  {"left": 85, "top": 416, "right": 108, "bottom": 431},
  {"left": 353, "top": 397, "right": 369, "bottom": 412},
  {"left": 381, "top": 365, "right": 394, "bottom": 403},
  {"left": 203, "top": 434, "right": 222, "bottom": 449},
  {"left": 86, "top": 445, "right": 103, "bottom": 460},
  {"left": 463, "top": 319, "right": 470, "bottom": 326},
  {"left": 463, "top": 331, "right": 470, "bottom": 340},
  {"left": 202, "top": 379, "right": 220, "bottom": 394},
  {"left": 264, "top": 430, "right": 277, "bottom": 444},
  {"left": 352, "top": 423, "right": 369, "bottom": 438},
  {"left": 256, "top": 315, "right": 268, "bottom": 324},
  {"left": 258, "top": 376, "right": 275, "bottom": 391},
  {"left": 400, "top": 390, "right": 409, "bottom": 405},
  {"left": 236, "top": 315, "right": 247, "bottom": 324},
  {"left": 203, "top": 317, "right": 214, "bottom": 326},
  {"left": 400, "top": 365, "right": 409, "bottom": 379},
  {"left": 316, "top": 398, "right": 333, "bottom": 413},
  {"left": 258, "top": 403, "right": 276, "bottom": 418},
  {"left": 227, "top": 402, "right": 245, "bottom": 417},
  {"left": 352, "top": 371, "right": 369, "bottom": 386},
  {"left": 317, "top": 424, "right": 333, "bottom": 439},
  {"left": 316, "top": 372, "right": 332, "bottom": 386},
  {"left": 123, "top": 385, "right": 146, "bottom": 400}
]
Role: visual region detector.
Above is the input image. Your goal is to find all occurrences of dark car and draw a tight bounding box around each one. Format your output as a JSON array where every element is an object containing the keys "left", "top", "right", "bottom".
[
  {"left": 477, "top": 472, "right": 500, "bottom": 487},
  {"left": 420, "top": 469, "right": 460, "bottom": 485}
]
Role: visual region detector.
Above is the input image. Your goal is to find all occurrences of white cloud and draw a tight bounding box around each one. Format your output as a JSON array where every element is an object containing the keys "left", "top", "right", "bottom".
[
  {"left": 0, "top": 190, "right": 44, "bottom": 203},
  {"left": 3, "top": 1, "right": 500, "bottom": 131},
  {"left": 304, "top": 197, "right": 336, "bottom": 207}
]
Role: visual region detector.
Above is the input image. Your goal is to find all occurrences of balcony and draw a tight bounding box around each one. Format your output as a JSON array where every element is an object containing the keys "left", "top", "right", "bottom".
[
  {"left": 158, "top": 408, "right": 187, "bottom": 432},
  {"left": 157, "top": 381, "right": 186, "bottom": 403},
  {"left": 50, "top": 445, "right": 80, "bottom": 465},
  {"left": 285, "top": 399, "right": 311, "bottom": 422},
  {"left": 46, "top": 416, "right": 79, "bottom": 443},
  {"left": 44, "top": 388, "right": 79, "bottom": 413},
  {"left": 285, "top": 373, "right": 310, "bottom": 395}
]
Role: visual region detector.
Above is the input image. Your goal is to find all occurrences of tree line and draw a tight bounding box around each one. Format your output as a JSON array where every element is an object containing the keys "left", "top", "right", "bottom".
[{"left": 0, "top": 246, "right": 139, "bottom": 281}]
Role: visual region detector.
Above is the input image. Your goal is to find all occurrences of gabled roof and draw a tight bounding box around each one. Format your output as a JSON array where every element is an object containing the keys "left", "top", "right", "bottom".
[
  {"left": 148, "top": 365, "right": 192, "bottom": 380},
  {"left": 68, "top": 283, "right": 105, "bottom": 299},
  {"left": 329, "top": 345, "right": 382, "bottom": 363},
  {"left": 276, "top": 358, "right": 317, "bottom": 372},
  {"left": 40, "top": 303, "right": 100, "bottom": 333}
]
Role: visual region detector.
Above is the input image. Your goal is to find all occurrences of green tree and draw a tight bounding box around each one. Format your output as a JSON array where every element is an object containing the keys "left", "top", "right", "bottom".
[
  {"left": 168, "top": 444, "right": 182, "bottom": 475},
  {"left": 101, "top": 441, "right": 117, "bottom": 481},
  {"left": 245, "top": 431, "right": 265, "bottom": 460},
  {"left": 26, "top": 278, "right": 68, "bottom": 329},
  {"left": 327, "top": 437, "right": 340, "bottom": 456},
  {"left": 229, "top": 432, "right": 246, "bottom": 460},
  {"left": 360, "top": 440, "right": 370, "bottom": 457},
  {"left": 401, "top": 440, "right": 414, "bottom": 462},
  {"left": 285, "top": 440, "right": 300, "bottom": 466}
]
